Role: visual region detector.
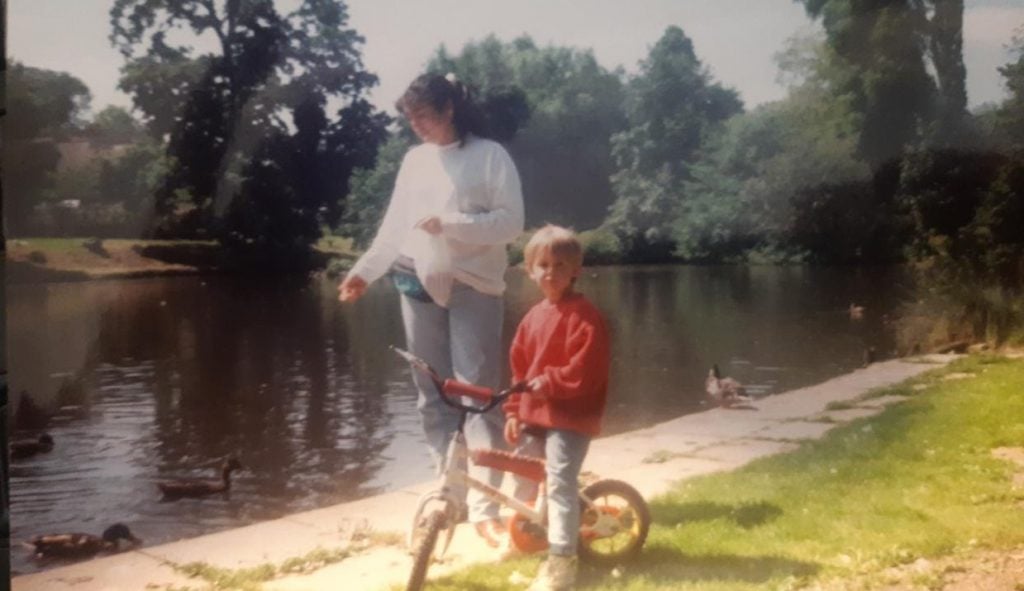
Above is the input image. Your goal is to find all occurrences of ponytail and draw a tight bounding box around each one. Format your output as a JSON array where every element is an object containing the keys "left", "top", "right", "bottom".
[{"left": 396, "top": 73, "right": 488, "bottom": 146}]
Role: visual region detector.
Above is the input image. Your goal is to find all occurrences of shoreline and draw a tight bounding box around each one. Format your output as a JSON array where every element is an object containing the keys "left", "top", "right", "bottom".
[
  {"left": 4, "top": 238, "right": 354, "bottom": 284},
  {"left": 10, "top": 354, "right": 960, "bottom": 591}
]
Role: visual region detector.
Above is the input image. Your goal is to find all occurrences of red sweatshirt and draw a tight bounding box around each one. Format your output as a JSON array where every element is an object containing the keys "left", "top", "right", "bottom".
[{"left": 503, "top": 292, "right": 610, "bottom": 437}]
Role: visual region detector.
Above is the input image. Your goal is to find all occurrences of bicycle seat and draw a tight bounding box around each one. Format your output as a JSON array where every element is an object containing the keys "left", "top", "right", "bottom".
[{"left": 470, "top": 449, "right": 546, "bottom": 482}]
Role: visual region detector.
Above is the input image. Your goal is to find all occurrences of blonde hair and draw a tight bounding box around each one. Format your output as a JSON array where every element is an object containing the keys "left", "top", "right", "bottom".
[{"left": 523, "top": 225, "right": 584, "bottom": 272}]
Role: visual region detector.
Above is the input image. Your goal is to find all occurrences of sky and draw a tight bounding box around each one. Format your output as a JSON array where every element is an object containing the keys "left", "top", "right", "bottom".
[{"left": 7, "top": 0, "right": 1024, "bottom": 118}]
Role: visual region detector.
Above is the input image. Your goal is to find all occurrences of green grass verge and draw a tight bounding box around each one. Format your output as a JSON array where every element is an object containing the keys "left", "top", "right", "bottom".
[{"left": 421, "top": 355, "right": 1024, "bottom": 590}]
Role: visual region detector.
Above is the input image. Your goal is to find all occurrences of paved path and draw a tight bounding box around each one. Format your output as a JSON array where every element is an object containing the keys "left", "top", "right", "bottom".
[{"left": 11, "top": 355, "right": 957, "bottom": 591}]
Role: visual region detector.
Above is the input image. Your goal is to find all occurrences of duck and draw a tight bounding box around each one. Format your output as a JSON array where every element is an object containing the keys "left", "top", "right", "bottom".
[
  {"left": 705, "top": 364, "right": 752, "bottom": 407},
  {"left": 26, "top": 523, "right": 141, "bottom": 559},
  {"left": 157, "top": 457, "right": 243, "bottom": 500},
  {"left": 849, "top": 303, "right": 865, "bottom": 320},
  {"left": 10, "top": 433, "right": 54, "bottom": 460}
]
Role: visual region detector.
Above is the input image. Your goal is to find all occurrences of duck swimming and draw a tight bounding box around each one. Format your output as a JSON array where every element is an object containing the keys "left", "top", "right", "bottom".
[
  {"left": 158, "top": 458, "right": 243, "bottom": 500},
  {"left": 705, "top": 364, "right": 752, "bottom": 407},
  {"left": 27, "top": 523, "right": 141, "bottom": 559},
  {"left": 10, "top": 433, "right": 54, "bottom": 460}
]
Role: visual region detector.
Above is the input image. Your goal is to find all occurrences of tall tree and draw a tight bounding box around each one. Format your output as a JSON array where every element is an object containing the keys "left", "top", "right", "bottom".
[
  {"left": 606, "top": 26, "right": 742, "bottom": 260},
  {"left": 928, "top": 0, "right": 967, "bottom": 142},
  {"left": 797, "top": 0, "right": 968, "bottom": 166},
  {"left": 430, "top": 36, "right": 625, "bottom": 229},
  {"left": 86, "top": 106, "right": 146, "bottom": 147},
  {"left": 3, "top": 61, "right": 91, "bottom": 235},
  {"left": 994, "top": 28, "right": 1024, "bottom": 150},
  {"left": 110, "top": 0, "right": 388, "bottom": 254}
]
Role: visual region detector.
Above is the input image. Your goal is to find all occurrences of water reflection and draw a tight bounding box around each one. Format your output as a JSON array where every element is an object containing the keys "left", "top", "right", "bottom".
[{"left": 6, "top": 265, "right": 903, "bottom": 574}]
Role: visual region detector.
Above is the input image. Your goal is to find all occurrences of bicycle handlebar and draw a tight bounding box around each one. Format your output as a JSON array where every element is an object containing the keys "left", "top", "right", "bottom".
[{"left": 390, "top": 346, "right": 528, "bottom": 413}]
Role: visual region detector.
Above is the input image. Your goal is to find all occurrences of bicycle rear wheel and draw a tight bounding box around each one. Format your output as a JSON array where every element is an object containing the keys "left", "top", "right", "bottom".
[
  {"left": 577, "top": 479, "right": 650, "bottom": 565},
  {"left": 407, "top": 509, "right": 447, "bottom": 591}
]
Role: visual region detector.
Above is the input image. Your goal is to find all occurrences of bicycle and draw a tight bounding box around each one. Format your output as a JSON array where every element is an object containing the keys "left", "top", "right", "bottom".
[{"left": 391, "top": 346, "right": 651, "bottom": 591}]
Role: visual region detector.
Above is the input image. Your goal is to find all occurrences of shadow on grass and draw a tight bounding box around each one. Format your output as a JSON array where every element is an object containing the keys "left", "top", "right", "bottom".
[
  {"left": 424, "top": 546, "right": 820, "bottom": 590},
  {"left": 577, "top": 546, "right": 820, "bottom": 588},
  {"left": 651, "top": 500, "right": 784, "bottom": 529}
]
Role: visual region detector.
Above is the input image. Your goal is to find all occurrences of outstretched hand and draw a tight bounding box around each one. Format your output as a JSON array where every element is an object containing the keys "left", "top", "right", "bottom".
[
  {"left": 338, "top": 274, "right": 367, "bottom": 303},
  {"left": 414, "top": 216, "right": 442, "bottom": 235}
]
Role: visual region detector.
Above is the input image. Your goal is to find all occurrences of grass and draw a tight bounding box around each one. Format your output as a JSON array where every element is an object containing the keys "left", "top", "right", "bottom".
[
  {"left": 419, "top": 354, "right": 1024, "bottom": 590},
  {"left": 167, "top": 545, "right": 357, "bottom": 590}
]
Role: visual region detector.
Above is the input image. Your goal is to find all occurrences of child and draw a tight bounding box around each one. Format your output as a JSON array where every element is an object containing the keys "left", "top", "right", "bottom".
[{"left": 503, "top": 225, "right": 610, "bottom": 591}]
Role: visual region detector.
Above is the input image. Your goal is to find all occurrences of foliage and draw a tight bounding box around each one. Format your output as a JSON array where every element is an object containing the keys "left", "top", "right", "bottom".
[
  {"left": 577, "top": 226, "right": 623, "bottom": 265},
  {"left": 3, "top": 61, "right": 92, "bottom": 236},
  {"left": 992, "top": 28, "right": 1024, "bottom": 151},
  {"left": 336, "top": 134, "right": 412, "bottom": 250},
  {"left": 85, "top": 106, "right": 146, "bottom": 146},
  {"left": 606, "top": 26, "right": 743, "bottom": 261},
  {"left": 900, "top": 149, "right": 1024, "bottom": 344},
  {"left": 110, "top": 0, "right": 390, "bottom": 264},
  {"left": 429, "top": 35, "right": 627, "bottom": 229},
  {"left": 796, "top": 1, "right": 969, "bottom": 167}
]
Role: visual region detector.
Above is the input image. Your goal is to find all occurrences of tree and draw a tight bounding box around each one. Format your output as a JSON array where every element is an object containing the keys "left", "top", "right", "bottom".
[
  {"left": 86, "top": 106, "right": 145, "bottom": 147},
  {"left": 3, "top": 61, "right": 91, "bottom": 235},
  {"left": 606, "top": 26, "right": 742, "bottom": 260},
  {"left": 430, "top": 35, "right": 626, "bottom": 229},
  {"left": 993, "top": 28, "right": 1024, "bottom": 151},
  {"left": 110, "top": 0, "right": 389, "bottom": 258},
  {"left": 797, "top": 1, "right": 968, "bottom": 166}
]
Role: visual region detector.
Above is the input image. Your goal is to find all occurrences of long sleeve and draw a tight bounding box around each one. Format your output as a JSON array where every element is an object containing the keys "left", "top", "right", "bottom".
[
  {"left": 439, "top": 145, "right": 524, "bottom": 245},
  {"left": 541, "top": 311, "right": 610, "bottom": 401},
  {"left": 348, "top": 152, "right": 413, "bottom": 284},
  {"left": 503, "top": 320, "right": 531, "bottom": 418}
]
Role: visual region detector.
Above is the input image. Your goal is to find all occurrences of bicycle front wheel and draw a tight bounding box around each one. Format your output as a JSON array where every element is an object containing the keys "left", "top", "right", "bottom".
[
  {"left": 407, "top": 509, "right": 447, "bottom": 591},
  {"left": 577, "top": 479, "right": 650, "bottom": 565}
]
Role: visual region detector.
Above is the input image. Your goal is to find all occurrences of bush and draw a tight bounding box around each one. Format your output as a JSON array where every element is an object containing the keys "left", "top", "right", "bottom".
[{"left": 578, "top": 227, "right": 624, "bottom": 265}]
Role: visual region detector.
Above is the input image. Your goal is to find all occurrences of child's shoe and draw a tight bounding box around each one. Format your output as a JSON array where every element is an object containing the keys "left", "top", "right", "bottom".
[{"left": 527, "top": 554, "right": 577, "bottom": 591}]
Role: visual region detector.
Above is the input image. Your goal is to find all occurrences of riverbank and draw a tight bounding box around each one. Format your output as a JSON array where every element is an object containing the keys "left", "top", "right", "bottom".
[
  {"left": 15, "top": 352, "right": 1012, "bottom": 591},
  {"left": 4, "top": 238, "right": 356, "bottom": 282}
]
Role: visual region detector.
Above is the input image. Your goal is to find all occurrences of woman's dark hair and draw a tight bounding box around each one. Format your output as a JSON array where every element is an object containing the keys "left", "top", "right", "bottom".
[{"left": 396, "top": 73, "right": 488, "bottom": 146}]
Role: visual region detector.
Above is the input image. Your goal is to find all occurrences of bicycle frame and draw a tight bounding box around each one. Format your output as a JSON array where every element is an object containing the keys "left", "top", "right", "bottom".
[{"left": 393, "top": 346, "right": 617, "bottom": 557}]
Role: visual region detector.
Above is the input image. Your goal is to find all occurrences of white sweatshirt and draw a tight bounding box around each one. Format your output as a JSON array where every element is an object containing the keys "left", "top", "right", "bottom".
[{"left": 349, "top": 134, "right": 525, "bottom": 297}]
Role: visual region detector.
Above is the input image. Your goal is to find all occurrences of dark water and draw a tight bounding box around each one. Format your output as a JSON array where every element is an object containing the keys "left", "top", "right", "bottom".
[{"left": 6, "top": 265, "right": 904, "bottom": 574}]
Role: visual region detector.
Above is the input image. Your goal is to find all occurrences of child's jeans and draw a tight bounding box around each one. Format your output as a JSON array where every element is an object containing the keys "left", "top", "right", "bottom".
[{"left": 512, "top": 427, "right": 591, "bottom": 556}]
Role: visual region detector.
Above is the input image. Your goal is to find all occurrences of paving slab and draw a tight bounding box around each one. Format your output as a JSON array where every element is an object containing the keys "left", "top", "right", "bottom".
[
  {"left": 855, "top": 395, "right": 911, "bottom": 408},
  {"left": 688, "top": 439, "right": 802, "bottom": 468},
  {"left": 811, "top": 407, "right": 885, "bottom": 423},
  {"left": 11, "top": 549, "right": 194, "bottom": 591},
  {"left": 752, "top": 419, "right": 841, "bottom": 441},
  {"left": 11, "top": 356, "right": 958, "bottom": 591},
  {"left": 606, "top": 456, "right": 729, "bottom": 499}
]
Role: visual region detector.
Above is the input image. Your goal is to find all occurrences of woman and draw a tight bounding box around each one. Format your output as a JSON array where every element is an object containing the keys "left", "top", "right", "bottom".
[{"left": 338, "top": 73, "right": 524, "bottom": 546}]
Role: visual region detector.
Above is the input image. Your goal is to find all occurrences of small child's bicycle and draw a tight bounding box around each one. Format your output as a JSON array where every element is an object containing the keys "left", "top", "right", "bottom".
[{"left": 391, "top": 346, "right": 651, "bottom": 591}]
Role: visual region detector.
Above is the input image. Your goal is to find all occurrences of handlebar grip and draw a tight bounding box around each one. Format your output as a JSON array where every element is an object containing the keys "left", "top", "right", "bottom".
[{"left": 442, "top": 379, "right": 494, "bottom": 403}]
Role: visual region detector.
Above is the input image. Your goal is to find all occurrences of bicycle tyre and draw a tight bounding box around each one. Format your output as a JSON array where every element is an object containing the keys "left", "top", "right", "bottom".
[
  {"left": 577, "top": 479, "right": 650, "bottom": 565},
  {"left": 407, "top": 510, "right": 446, "bottom": 591}
]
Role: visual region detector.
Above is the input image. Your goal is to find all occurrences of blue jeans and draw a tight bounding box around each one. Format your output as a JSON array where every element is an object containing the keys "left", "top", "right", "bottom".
[
  {"left": 512, "top": 427, "right": 591, "bottom": 556},
  {"left": 400, "top": 281, "right": 507, "bottom": 522}
]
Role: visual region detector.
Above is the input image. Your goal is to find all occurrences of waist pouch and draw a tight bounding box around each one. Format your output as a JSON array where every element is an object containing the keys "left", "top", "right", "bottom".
[{"left": 389, "top": 256, "right": 433, "bottom": 303}]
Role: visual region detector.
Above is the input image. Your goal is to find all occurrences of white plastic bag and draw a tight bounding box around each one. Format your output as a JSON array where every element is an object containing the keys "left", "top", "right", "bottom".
[{"left": 413, "top": 230, "right": 454, "bottom": 308}]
